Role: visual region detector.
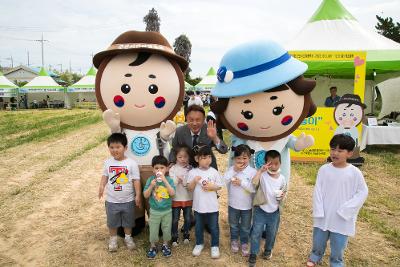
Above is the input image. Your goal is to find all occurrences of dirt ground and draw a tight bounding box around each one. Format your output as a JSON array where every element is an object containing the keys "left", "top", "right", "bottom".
[{"left": 0, "top": 122, "right": 399, "bottom": 266}]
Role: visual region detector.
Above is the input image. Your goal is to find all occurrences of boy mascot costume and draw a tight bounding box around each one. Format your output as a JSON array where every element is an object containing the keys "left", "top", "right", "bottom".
[
  {"left": 211, "top": 40, "right": 316, "bottom": 185},
  {"left": 333, "top": 94, "right": 366, "bottom": 165},
  {"left": 93, "top": 30, "right": 188, "bottom": 234}
]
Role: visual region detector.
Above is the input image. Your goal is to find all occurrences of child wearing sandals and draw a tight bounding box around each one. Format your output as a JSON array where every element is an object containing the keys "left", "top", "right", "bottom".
[
  {"left": 187, "top": 145, "right": 224, "bottom": 259},
  {"left": 169, "top": 145, "right": 193, "bottom": 246},
  {"left": 249, "top": 150, "right": 287, "bottom": 267},
  {"left": 224, "top": 144, "right": 257, "bottom": 256}
]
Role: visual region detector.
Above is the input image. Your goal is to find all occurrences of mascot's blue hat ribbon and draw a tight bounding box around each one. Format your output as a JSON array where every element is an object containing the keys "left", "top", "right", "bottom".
[{"left": 212, "top": 40, "right": 308, "bottom": 98}]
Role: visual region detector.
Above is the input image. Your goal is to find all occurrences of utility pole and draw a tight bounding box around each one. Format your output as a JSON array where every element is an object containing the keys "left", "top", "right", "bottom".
[
  {"left": 91, "top": 52, "right": 94, "bottom": 67},
  {"left": 6, "top": 56, "right": 13, "bottom": 68},
  {"left": 69, "top": 60, "right": 72, "bottom": 72},
  {"left": 35, "top": 33, "right": 49, "bottom": 67},
  {"left": 27, "top": 51, "right": 30, "bottom": 66}
]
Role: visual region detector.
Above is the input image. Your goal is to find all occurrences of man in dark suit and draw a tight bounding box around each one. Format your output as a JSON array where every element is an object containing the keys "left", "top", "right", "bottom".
[{"left": 170, "top": 104, "right": 228, "bottom": 170}]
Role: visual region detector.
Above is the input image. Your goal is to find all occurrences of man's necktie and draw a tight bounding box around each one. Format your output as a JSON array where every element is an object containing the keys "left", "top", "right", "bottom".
[{"left": 192, "top": 134, "right": 198, "bottom": 147}]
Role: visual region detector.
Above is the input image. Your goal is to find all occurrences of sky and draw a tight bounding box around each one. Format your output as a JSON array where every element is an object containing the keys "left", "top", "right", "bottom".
[{"left": 0, "top": 0, "right": 399, "bottom": 77}]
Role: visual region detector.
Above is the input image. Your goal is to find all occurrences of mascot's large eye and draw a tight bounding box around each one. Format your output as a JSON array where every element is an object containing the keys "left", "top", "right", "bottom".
[
  {"left": 148, "top": 84, "right": 158, "bottom": 94},
  {"left": 241, "top": 110, "right": 253, "bottom": 120},
  {"left": 121, "top": 84, "right": 131, "bottom": 94},
  {"left": 273, "top": 105, "right": 284, "bottom": 116}
]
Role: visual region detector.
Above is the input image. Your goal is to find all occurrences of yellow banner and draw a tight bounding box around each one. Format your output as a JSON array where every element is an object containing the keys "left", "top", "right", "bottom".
[{"left": 290, "top": 51, "right": 367, "bottom": 162}]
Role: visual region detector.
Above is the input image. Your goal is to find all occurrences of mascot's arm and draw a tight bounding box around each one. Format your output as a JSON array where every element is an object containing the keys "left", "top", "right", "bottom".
[
  {"left": 293, "top": 132, "right": 315, "bottom": 151},
  {"left": 103, "top": 109, "right": 121, "bottom": 133},
  {"left": 160, "top": 120, "right": 176, "bottom": 141}
]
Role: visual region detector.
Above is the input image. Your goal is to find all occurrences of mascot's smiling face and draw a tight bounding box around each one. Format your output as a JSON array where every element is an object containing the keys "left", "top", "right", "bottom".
[
  {"left": 224, "top": 87, "right": 305, "bottom": 139},
  {"left": 334, "top": 103, "right": 364, "bottom": 128},
  {"left": 97, "top": 52, "right": 183, "bottom": 130}
]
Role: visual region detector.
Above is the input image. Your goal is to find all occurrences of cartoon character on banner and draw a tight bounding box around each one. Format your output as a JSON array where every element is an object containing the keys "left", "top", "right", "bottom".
[
  {"left": 93, "top": 31, "right": 188, "bottom": 234},
  {"left": 211, "top": 40, "right": 317, "bottom": 184},
  {"left": 333, "top": 94, "right": 366, "bottom": 164}
]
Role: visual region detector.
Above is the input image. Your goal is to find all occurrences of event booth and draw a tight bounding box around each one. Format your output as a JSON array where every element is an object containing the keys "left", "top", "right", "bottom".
[
  {"left": 19, "top": 67, "right": 65, "bottom": 108},
  {"left": 0, "top": 71, "right": 18, "bottom": 109},
  {"left": 286, "top": 0, "right": 400, "bottom": 113},
  {"left": 286, "top": 0, "right": 400, "bottom": 159},
  {"left": 66, "top": 67, "right": 97, "bottom": 109}
]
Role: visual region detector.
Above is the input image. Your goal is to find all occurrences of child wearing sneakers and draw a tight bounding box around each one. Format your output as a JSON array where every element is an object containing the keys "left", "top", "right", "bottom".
[
  {"left": 306, "top": 134, "right": 368, "bottom": 267},
  {"left": 224, "top": 144, "right": 257, "bottom": 256},
  {"left": 169, "top": 145, "right": 193, "bottom": 246},
  {"left": 249, "top": 150, "right": 287, "bottom": 267},
  {"left": 98, "top": 133, "right": 142, "bottom": 252},
  {"left": 143, "top": 155, "right": 176, "bottom": 259},
  {"left": 187, "top": 145, "right": 224, "bottom": 259}
]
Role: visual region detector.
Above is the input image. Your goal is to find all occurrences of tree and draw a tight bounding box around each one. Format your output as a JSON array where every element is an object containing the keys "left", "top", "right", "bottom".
[
  {"left": 143, "top": 8, "right": 161, "bottom": 32},
  {"left": 58, "top": 71, "right": 82, "bottom": 87},
  {"left": 173, "top": 34, "right": 192, "bottom": 78},
  {"left": 375, "top": 15, "right": 400, "bottom": 43}
]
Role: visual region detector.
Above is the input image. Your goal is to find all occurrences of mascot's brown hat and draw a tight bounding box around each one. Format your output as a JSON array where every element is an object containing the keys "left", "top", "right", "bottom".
[{"left": 93, "top": 30, "right": 188, "bottom": 71}]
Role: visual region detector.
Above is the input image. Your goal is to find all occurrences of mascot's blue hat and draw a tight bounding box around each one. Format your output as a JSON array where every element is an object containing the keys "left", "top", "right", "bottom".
[{"left": 211, "top": 40, "right": 308, "bottom": 98}]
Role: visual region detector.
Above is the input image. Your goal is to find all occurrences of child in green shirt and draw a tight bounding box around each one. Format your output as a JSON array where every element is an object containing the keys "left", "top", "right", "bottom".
[{"left": 143, "top": 155, "right": 176, "bottom": 259}]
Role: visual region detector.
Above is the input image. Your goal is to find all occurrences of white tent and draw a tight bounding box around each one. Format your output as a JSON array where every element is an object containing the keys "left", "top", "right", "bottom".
[
  {"left": 195, "top": 67, "right": 217, "bottom": 92},
  {"left": 0, "top": 71, "right": 18, "bottom": 98},
  {"left": 20, "top": 67, "right": 65, "bottom": 108},
  {"left": 185, "top": 81, "right": 195, "bottom": 91},
  {"left": 376, "top": 77, "right": 400, "bottom": 118},
  {"left": 66, "top": 67, "right": 97, "bottom": 108},
  {"left": 286, "top": 0, "right": 400, "bottom": 113}
]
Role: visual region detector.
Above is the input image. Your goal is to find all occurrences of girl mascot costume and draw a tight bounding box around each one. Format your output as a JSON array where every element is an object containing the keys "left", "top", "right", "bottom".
[
  {"left": 211, "top": 40, "right": 317, "bottom": 185},
  {"left": 93, "top": 31, "right": 188, "bottom": 234}
]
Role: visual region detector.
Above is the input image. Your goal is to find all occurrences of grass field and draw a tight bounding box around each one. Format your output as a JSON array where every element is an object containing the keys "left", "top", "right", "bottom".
[{"left": 0, "top": 109, "right": 399, "bottom": 266}]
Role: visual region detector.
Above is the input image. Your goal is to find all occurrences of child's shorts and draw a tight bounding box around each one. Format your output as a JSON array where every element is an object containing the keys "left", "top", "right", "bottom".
[{"left": 105, "top": 201, "right": 135, "bottom": 228}]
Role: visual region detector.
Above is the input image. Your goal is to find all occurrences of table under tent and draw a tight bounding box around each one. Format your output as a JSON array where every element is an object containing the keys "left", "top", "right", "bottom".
[
  {"left": 286, "top": 0, "right": 400, "bottom": 115},
  {"left": 0, "top": 71, "right": 19, "bottom": 110},
  {"left": 66, "top": 67, "right": 97, "bottom": 109},
  {"left": 19, "top": 67, "right": 65, "bottom": 108}
]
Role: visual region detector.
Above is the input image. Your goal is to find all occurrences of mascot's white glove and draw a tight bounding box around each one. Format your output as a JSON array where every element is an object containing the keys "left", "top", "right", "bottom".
[
  {"left": 160, "top": 120, "right": 176, "bottom": 141},
  {"left": 103, "top": 109, "right": 121, "bottom": 133},
  {"left": 294, "top": 132, "right": 314, "bottom": 151}
]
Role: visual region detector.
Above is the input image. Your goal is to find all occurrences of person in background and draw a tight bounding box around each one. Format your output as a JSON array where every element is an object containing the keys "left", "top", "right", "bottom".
[
  {"left": 188, "top": 91, "right": 203, "bottom": 107},
  {"left": 324, "top": 86, "right": 341, "bottom": 107}
]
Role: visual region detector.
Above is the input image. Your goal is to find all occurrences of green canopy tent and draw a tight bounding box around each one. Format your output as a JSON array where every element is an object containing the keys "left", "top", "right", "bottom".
[
  {"left": 0, "top": 71, "right": 18, "bottom": 109},
  {"left": 184, "top": 81, "right": 195, "bottom": 91},
  {"left": 195, "top": 67, "right": 217, "bottom": 92},
  {"left": 20, "top": 67, "right": 65, "bottom": 108},
  {"left": 286, "top": 0, "right": 400, "bottom": 113},
  {"left": 66, "top": 67, "right": 97, "bottom": 108}
]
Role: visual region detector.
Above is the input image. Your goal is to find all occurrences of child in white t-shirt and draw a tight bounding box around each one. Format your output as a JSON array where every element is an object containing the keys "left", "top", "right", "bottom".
[
  {"left": 224, "top": 144, "right": 257, "bottom": 256},
  {"left": 187, "top": 145, "right": 224, "bottom": 259},
  {"left": 249, "top": 150, "right": 286, "bottom": 267},
  {"left": 306, "top": 134, "right": 368, "bottom": 267},
  {"left": 169, "top": 145, "right": 193, "bottom": 246},
  {"left": 98, "top": 133, "right": 141, "bottom": 252}
]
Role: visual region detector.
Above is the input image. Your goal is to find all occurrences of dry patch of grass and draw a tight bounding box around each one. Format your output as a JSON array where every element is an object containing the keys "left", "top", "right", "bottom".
[{"left": 0, "top": 117, "right": 399, "bottom": 266}]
